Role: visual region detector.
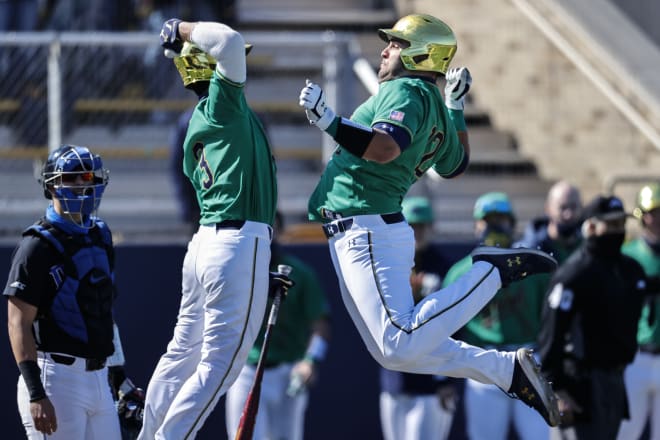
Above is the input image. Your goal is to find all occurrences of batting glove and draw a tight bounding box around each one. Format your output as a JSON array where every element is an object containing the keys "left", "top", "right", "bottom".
[
  {"left": 160, "top": 18, "right": 183, "bottom": 58},
  {"left": 444, "top": 67, "right": 472, "bottom": 110},
  {"left": 299, "top": 80, "right": 336, "bottom": 131},
  {"left": 269, "top": 271, "right": 295, "bottom": 299}
]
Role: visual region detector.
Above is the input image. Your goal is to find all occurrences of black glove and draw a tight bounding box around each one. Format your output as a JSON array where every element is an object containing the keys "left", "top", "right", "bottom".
[
  {"left": 159, "top": 18, "right": 183, "bottom": 54},
  {"left": 269, "top": 271, "right": 295, "bottom": 299},
  {"left": 116, "top": 377, "right": 145, "bottom": 436}
]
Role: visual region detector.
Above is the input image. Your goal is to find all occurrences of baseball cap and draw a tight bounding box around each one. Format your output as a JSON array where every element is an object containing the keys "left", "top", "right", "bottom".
[
  {"left": 582, "top": 195, "right": 631, "bottom": 221},
  {"left": 402, "top": 196, "right": 434, "bottom": 224},
  {"left": 473, "top": 192, "right": 515, "bottom": 221}
]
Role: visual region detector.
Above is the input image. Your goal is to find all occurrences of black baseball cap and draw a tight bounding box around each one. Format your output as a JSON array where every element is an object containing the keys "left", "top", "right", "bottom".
[{"left": 582, "top": 195, "right": 631, "bottom": 221}]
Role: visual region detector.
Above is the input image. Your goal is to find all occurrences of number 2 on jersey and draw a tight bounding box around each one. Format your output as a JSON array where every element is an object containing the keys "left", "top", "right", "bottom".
[{"left": 414, "top": 127, "right": 445, "bottom": 178}]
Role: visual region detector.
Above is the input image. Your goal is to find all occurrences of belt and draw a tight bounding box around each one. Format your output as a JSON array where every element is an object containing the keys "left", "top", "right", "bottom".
[
  {"left": 640, "top": 343, "right": 660, "bottom": 355},
  {"left": 50, "top": 353, "right": 106, "bottom": 371},
  {"left": 322, "top": 212, "right": 405, "bottom": 239},
  {"left": 215, "top": 220, "right": 246, "bottom": 230}
]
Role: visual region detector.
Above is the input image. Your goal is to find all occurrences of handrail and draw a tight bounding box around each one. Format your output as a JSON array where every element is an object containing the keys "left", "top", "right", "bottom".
[{"left": 512, "top": 0, "right": 660, "bottom": 152}]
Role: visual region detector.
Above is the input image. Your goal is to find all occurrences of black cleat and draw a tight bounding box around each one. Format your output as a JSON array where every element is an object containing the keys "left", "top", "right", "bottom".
[
  {"left": 507, "top": 348, "right": 560, "bottom": 427},
  {"left": 471, "top": 246, "right": 557, "bottom": 287}
]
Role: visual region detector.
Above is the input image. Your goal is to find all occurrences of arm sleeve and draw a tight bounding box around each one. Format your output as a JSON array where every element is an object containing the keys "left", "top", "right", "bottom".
[
  {"left": 191, "top": 22, "right": 246, "bottom": 83},
  {"left": 3, "top": 237, "right": 52, "bottom": 307}
]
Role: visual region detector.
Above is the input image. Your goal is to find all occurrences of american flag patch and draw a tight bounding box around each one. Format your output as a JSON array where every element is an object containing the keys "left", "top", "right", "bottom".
[{"left": 388, "top": 110, "right": 405, "bottom": 122}]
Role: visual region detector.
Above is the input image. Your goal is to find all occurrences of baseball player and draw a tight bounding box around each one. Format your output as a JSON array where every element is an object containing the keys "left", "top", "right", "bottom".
[
  {"left": 298, "top": 13, "right": 560, "bottom": 427},
  {"left": 225, "top": 212, "right": 331, "bottom": 440},
  {"left": 4, "top": 145, "right": 125, "bottom": 439},
  {"left": 444, "top": 192, "right": 549, "bottom": 439},
  {"left": 138, "top": 19, "right": 278, "bottom": 439},
  {"left": 618, "top": 183, "right": 660, "bottom": 440}
]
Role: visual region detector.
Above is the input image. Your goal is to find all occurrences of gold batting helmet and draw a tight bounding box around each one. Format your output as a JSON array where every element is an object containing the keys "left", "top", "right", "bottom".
[
  {"left": 173, "top": 42, "right": 253, "bottom": 88},
  {"left": 633, "top": 182, "right": 660, "bottom": 219},
  {"left": 378, "top": 14, "right": 457, "bottom": 75}
]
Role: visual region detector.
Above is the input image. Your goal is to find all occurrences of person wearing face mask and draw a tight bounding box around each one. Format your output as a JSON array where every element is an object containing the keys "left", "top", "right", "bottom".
[
  {"left": 517, "top": 180, "right": 583, "bottom": 263},
  {"left": 537, "top": 194, "right": 649, "bottom": 440},
  {"left": 443, "top": 192, "right": 550, "bottom": 440}
]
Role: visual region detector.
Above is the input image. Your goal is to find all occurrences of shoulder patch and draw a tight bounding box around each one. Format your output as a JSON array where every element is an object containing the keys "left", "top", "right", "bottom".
[
  {"left": 9, "top": 280, "right": 26, "bottom": 290},
  {"left": 388, "top": 110, "right": 405, "bottom": 122},
  {"left": 548, "top": 283, "right": 573, "bottom": 311}
]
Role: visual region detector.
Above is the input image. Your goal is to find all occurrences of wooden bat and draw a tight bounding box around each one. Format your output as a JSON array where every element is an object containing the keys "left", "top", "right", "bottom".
[{"left": 234, "top": 264, "right": 292, "bottom": 440}]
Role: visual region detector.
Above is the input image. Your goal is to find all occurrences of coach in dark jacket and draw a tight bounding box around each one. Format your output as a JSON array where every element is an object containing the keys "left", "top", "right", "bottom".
[{"left": 537, "top": 195, "right": 648, "bottom": 440}]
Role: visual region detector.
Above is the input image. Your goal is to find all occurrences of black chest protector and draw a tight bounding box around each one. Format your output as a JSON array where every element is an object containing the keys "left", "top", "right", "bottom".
[{"left": 24, "top": 219, "right": 115, "bottom": 357}]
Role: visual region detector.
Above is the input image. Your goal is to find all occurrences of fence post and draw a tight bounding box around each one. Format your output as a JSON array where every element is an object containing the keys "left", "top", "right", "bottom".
[{"left": 47, "top": 39, "right": 62, "bottom": 152}]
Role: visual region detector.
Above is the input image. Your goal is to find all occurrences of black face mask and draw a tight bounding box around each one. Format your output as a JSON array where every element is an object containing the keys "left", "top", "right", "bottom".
[
  {"left": 586, "top": 233, "right": 625, "bottom": 258},
  {"left": 479, "top": 224, "right": 513, "bottom": 248},
  {"left": 556, "top": 221, "right": 580, "bottom": 239}
]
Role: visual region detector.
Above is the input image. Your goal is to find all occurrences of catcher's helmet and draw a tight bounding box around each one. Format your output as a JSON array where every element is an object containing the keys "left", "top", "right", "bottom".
[
  {"left": 41, "top": 145, "right": 109, "bottom": 220},
  {"left": 633, "top": 182, "right": 660, "bottom": 219},
  {"left": 378, "top": 14, "right": 457, "bottom": 74},
  {"left": 173, "top": 42, "right": 253, "bottom": 88},
  {"left": 473, "top": 192, "right": 516, "bottom": 222}
]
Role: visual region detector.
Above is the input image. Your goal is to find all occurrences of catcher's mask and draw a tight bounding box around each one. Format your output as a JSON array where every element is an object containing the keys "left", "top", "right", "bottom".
[
  {"left": 633, "top": 182, "right": 660, "bottom": 220},
  {"left": 173, "top": 42, "right": 253, "bottom": 88},
  {"left": 378, "top": 14, "right": 457, "bottom": 75},
  {"left": 41, "top": 145, "right": 109, "bottom": 226}
]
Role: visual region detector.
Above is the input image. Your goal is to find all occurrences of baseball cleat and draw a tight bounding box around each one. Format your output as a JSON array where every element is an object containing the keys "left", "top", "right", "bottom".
[
  {"left": 507, "top": 348, "right": 560, "bottom": 427},
  {"left": 471, "top": 246, "right": 557, "bottom": 287}
]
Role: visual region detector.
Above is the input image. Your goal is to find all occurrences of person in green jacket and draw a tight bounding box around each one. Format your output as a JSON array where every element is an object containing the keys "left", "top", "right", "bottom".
[
  {"left": 618, "top": 182, "right": 660, "bottom": 440},
  {"left": 443, "top": 192, "right": 549, "bottom": 440}
]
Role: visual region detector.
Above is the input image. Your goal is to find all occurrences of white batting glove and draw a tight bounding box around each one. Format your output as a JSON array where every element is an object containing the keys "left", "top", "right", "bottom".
[
  {"left": 299, "top": 80, "right": 336, "bottom": 131},
  {"left": 444, "top": 67, "right": 472, "bottom": 110}
]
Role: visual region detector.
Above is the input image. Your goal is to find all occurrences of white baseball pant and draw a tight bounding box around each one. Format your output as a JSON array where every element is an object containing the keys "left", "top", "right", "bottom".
[
  {"left": 138, "top": 221, "right": 271, "bottom": 440},
  {"left": 380, "top": 391, "right": 453, "bottom": 440},
  {"left": 465, "top": 379, "right": 549, "bottom": 439},
  {"left": 225, "top": 362, "right": 308, "bottom": 440},
  {"left": 18, "top": 352, "right": 121, "bottom": 440},
  {"left": 326, "top": 215, "right": 515, "bottom": 389},
  {"left": 617, "top": 350, "right": 660, "bottom": 440}
]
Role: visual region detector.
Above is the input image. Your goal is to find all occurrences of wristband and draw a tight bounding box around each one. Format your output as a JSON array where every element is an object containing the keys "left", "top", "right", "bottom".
[
  {"left": 332, "top": 117, "right": 375, "bottom": 158},
  {"left": 304, "top": 334, "right": 328, "bottom": 363},
  {"left": 18, "top": 360, "right": 47, "bottom": 402},
  {"left": 448, "top": 109, "right": 466, "bottom": 132}
]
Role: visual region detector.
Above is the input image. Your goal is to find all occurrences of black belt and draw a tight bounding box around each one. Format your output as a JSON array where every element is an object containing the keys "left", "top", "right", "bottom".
[
  {"left": 640, "top": 344, "right": 660, "bottom": 355},
  {"left": 322, "top": 212, "right": 405, "bottom": 239},
  {"left": 50, "top": 353, "right": 106, "bottom": 371},
  {"left": 215, "top": 220, "right": 246, "bottom": 230}
]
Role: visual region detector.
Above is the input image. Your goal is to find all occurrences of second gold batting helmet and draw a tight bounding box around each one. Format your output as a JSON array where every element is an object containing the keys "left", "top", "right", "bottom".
[
  {"left": 633, "top": 182, "right": 660, "bottom": 219},
  {"left": 378, "top": 14, "right": 457, "bottom": 74},
  {"left": 173, "top": 42, "right": 253, "bottom": 88}
]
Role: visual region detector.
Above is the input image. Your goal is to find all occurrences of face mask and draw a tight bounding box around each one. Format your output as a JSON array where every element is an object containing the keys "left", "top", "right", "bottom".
[
  {"left": 480, "top": 224, "right": 513, "bottom": 248},
  {"left": 586, "top": 232, "right": 625, "bottom": 258},
  {"left": 556, "top": 221, "right": 580, "bottom": 239}
]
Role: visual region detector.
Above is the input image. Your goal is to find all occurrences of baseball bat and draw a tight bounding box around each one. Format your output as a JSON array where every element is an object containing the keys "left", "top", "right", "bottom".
[{"left": 234, "top": 264, "right": 292, "bottom": 440}]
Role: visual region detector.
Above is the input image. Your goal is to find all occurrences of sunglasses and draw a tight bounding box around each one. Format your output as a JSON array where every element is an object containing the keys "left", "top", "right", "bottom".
[{"left": 60, "top": 171, "right": 95, "bottom": 184}]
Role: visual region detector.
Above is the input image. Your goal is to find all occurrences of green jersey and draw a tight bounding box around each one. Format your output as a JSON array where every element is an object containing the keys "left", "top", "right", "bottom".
[
  {"left": 183, "top": 72, "right": 277, "bottom": 225},
  {"left": 622, "top": 238, "right": 660, "bottom": 346},
  {"left": 443, "top": 255, "right": 547, "bottom": 348},
  {"left": 247, "top": 253, "right": 331, "bottom": 365},
  {"left": 308, "top": 77, "right": 465, "bottom": 222}
]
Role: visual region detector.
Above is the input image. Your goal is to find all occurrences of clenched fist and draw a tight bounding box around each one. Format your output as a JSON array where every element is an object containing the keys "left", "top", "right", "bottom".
[
  {"left": 299, "top": 80, "right": 336, "bottom": 131},
  {"left": 444, "top": 67, "right": 472, "bottom": 110}
]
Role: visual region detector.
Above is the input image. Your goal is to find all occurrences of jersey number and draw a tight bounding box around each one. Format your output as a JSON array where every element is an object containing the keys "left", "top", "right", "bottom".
[
  {"left": 414, "top": 127, "right": 445, "bottom": 178},
  {"left": 193, "top": 142, "right": 213, "bottom": 189}
]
